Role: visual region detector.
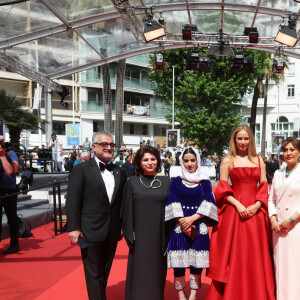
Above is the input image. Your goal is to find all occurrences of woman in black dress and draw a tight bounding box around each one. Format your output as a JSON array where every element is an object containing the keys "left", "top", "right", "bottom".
[{"left": 122, "top": 146, "right": 171, "bottom": 300}]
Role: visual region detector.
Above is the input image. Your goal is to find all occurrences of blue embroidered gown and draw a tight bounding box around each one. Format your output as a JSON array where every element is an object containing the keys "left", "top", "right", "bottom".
[{"left": 165, "top": 177, "right": 218, "bottom": 269}]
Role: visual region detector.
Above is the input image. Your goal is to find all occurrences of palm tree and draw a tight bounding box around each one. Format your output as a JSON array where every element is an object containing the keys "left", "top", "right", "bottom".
[
  {"left": 260, "top": 55, "right": 285, "bottom": 158},
  {"left": 249, "top": 76, "right": 264, "bottom": 136},
  {"left": 101, "top": 48, "right": 113, "bottom": 133},
  {"left": 249, "top": 52, "right": 286, "bottom": 137},
  {"left": 115, "top": 59, "right": 126, "bottom": 148},
  {"left": 0, "top": 89, "right": 47, "bottom": 150}
]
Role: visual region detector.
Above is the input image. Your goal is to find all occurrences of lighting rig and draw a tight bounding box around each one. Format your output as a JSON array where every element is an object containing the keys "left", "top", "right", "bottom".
[
  {"left": 182, "top": 24, "right": 198, "bottom": 40},
  {"left": 186, "top": 53, "right": 212, "bottom": 72},
  {"left": 143, "top": 7, "right": 166, "bottom": 42},
  {"left": 272, "top": 58, "right": 286, "bottom": 74},
  {"left": 275, "top": 14, "right": 298, "bottom": 47},
  {"left": 244, "top": 27, "right": 259, "bottom": 43},
  {"left": 229, "top": 54, "right": 255, "bottom": 73},
  {"left": 152, "top": 53, "right": 167, "bottom": 71},
  {"left": 58, "top": 86, "right": 70, "bottom": 108},
  {"left": 207, "top": 30, "right": 235, "bottom": 58}
]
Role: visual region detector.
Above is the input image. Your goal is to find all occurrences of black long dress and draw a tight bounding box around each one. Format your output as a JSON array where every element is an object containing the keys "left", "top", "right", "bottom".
[{"left": 122, "top": 175, "right": 171, "bottom": 300}]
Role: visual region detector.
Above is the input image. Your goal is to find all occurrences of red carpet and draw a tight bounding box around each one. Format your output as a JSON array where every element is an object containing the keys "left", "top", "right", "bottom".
[{"left": 0, "top": 223, "right": 212, "bottom": 300}]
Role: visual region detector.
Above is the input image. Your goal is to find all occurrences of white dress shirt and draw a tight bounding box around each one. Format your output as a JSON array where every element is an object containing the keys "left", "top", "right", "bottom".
[{"left": 95, "top": 156, "right": 115, "bottom": 203}]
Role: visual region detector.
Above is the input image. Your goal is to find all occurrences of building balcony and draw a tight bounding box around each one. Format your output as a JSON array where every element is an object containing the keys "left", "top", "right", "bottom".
[
  {"left": 80, "top": 72, "right": 156, "bottom": 91},
  {"left": 18, "top": 96, "right": 31, "bottom": 107},
  {"left": 81, "top": 101, "right": 168, "bottom": 118}
]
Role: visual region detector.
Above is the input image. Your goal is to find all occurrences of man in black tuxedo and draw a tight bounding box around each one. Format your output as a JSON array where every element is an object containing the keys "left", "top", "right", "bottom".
[{"left": 66, "top": 131, "right": 126, "bottom": 300}]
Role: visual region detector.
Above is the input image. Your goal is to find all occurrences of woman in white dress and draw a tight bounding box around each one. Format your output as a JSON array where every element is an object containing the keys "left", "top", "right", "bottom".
[{"left": 268, "top": 137, "right": 300, "bottom": 300}]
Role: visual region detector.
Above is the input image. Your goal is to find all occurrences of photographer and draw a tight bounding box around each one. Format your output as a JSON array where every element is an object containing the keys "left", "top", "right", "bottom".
[{"left": 0, "top": 135, "right": 20, "bottom": 254}]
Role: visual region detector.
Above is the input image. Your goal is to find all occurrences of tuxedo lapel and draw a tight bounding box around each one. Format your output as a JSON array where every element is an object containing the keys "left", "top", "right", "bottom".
[
  {"left": 90, "top": 158, "right": 110, "bottom": 203},
  {"left": 110, "top": 166, "right": 120, "bottom": 205}
]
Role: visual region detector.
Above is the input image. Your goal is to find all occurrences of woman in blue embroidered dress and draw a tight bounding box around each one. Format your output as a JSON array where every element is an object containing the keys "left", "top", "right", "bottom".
[{"left": 165, "top": 147, "right": 218, "bottom": 300}]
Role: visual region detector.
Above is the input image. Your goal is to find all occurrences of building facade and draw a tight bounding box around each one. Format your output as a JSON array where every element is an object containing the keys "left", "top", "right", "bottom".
[
  {"left": 241, "top": 57, "right": 300, "bottom": 157},
  {"left": 0, "top": 54, "right": 170, "bottom": 149}
]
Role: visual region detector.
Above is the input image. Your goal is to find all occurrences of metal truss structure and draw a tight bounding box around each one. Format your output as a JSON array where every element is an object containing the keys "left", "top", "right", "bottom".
[
  {"left": 111, "top": 0, "right": 145, "bottom": 43},
  {"left": 0, "top": 52, "right": 66, "bottom": 95},
  {"left": 0, "top": 0, "right": 300, "bottom": 89}
]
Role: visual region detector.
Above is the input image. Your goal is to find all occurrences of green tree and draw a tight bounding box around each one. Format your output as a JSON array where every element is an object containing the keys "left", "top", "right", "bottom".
[
  {"left": 148, "top": 48, "right": 261, "bottom": 154},
  {"left": 0, "top": 89, "right": 47, "bottom": 149}
]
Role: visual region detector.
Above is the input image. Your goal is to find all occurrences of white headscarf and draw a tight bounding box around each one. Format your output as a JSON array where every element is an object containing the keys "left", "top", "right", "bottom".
[{"left": 179, "top": 147, "right": 209, "bottom": 183}]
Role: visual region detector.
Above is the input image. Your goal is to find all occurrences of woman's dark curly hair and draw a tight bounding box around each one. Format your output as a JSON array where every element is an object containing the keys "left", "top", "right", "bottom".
[
  {"left": 281, "top": 137, "right": 300, "bottom": 152},
  {"left": 133, "top": 145, "right": 161, "bottom": 175}
]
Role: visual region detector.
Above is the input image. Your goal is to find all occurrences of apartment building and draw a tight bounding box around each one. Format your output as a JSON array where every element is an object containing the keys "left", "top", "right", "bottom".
[
  {"left": 0, "top": 54, "right": 170, "bottom": 149},
  {"left": 241, "top": 57, "right": 300, "bottom": 156}
]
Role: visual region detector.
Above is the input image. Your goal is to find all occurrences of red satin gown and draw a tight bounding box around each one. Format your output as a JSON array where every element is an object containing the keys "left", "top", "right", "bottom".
[{"left": 206, "top": 162, "right": 275, "bottom": 300}]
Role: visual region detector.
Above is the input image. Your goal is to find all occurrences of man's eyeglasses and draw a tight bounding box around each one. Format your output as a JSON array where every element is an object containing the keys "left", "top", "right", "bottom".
[{"left": 94, "top": 142, "right": 115, "bottom": 148}]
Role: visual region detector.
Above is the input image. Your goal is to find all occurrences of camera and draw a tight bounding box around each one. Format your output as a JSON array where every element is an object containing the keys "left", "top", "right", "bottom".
[{"left": 0, "top": 141, "right": 11, "bottom": 150}]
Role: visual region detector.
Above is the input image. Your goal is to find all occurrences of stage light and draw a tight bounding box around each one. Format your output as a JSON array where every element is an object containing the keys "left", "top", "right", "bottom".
[
  {"left": 182, "top": 24, "right": 198, "bottom": 40},
  {"left": 144, "top": 20, "right": 165, "bottom": 42},
  {"left": 244, "top": 27, "right": 259, "bottom": 43},
  {"left": 229, "top": 55, "right": 254, "bottom": 73},
  {"left": 60, "top": 100, "right": 69, "bottom": 108},
  {"left": 158, "top": 14, "right": 166, "bottom": 26},
  {"left": 152, "top": 54, "right": 167, "bottom": 71},
  {"left": 275, "top": 14, "right": 298, "bottom": 47},
  {"left": 57, "top": 86, "right": 70, "bottom": 108},
  {"left": 186, "top": 53, "right": 211, "bottom": 72},
  {"left": 207, "top": 44, "right": 235, "bottom": 57},
  {"left": 144, "top": 11, "right": 166, "bottom": 42},
  {"left": 272, "top": 58, "right": 286, "bottom": 73}
]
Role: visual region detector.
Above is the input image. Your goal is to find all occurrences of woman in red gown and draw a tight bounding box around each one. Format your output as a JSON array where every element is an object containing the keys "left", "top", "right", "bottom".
[{"left": 205, "top": 125, "right": 275, "bottom": 300}]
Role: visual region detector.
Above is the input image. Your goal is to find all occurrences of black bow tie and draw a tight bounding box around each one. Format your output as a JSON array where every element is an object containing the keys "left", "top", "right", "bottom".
[{"left": 99, "top": 162, "right": 114, "bottom": 172}]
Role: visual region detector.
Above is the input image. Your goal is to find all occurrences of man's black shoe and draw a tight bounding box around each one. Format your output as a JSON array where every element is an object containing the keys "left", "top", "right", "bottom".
[{"left": 2, "top": 246, "right": 20, "bottom": 254}]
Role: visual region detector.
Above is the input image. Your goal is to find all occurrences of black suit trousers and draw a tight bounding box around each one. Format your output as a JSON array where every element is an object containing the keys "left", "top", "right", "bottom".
[
  {"left": 0, "top": 188, "right": 19, "bottom": 245},
  {"left": 81, "top": 235, "right": 118, "bottom": 300}
]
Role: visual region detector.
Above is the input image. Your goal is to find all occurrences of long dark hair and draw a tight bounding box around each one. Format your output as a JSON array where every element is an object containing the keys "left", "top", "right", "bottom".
[{"left": 133, "top": 146, "right": 161, "bottom": 175}]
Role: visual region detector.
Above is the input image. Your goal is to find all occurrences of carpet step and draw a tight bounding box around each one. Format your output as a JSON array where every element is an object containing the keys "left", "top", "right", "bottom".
[
  {"left": 17, "top": 194, "right": 32, "bottom": 202},
  {"left": 17, "top": 199, "right": 49, "bottom": 210},
  {"left": 1, "top": 203, "right": 66, "bottom": 240}
]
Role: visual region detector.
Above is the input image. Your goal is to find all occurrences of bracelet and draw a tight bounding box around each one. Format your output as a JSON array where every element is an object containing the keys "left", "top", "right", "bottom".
[{"left": 289, "top": 217, "right": 296, "bottom": 224}]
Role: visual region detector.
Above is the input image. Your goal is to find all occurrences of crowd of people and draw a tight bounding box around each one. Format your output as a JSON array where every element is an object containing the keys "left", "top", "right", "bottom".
[{"left": 63, "top": 126, "right": 300, "bottom": 300}]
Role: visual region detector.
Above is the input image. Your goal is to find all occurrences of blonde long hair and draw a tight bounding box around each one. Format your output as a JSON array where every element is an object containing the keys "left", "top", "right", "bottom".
[{"left": 228, "top": 125, "right": 257, "bottom": 163}]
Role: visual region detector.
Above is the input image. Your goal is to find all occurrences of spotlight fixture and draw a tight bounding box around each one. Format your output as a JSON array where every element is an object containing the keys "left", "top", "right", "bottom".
[
  {"left": 182, "top": 24, "right": 198, "bottom": 40},
  {"left": 158, "top": 13, "right": 166, "bottom": 26},
  {"left": 272, "top": 58, "right": 286, "bottom": 73},
  {"left": 275, "top": 14, "right": 298, "bottom": 47},
  {"left": 208, "top": 30, "right": 235, "bottom": 57},
  {"left": 207, "top": 43, "right": 235, "bottom": 57},
  {"left": 143, "top": 9, "right": 166, "bottom": 42},
  {"left": 186, "top": 53, "right": 212, "bottom": 72},
  {"left": 244, "top": 27, "right": 259, "bottom": 43},
  {"left": 60, "top": 100, "right": 69, "bottom": 108},
  {"left": 229, "top": 55, "right": 255, "bottom": 73},
  {"left": 57, "top": 86, "right": 70, "bottom": 108},
  {"left": 152, "top": 54, "right": 167, "bottom": 71}
]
